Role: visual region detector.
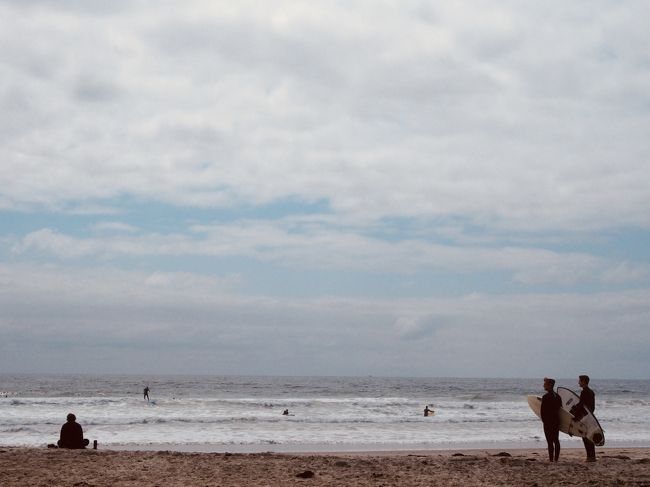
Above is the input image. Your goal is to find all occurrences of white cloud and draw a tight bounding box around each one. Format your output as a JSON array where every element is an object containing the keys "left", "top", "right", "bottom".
[
  {"left": 1, "top": 1, "right": 650, "bottom": 377},
  {"left": 1, "top": 1, "right": 649, "bottom": 232},
  {"left": 1, "top": 263, "right": 649, "bottom": 377},
  {"left": 11, "top": 223, "right": 648, "bottom": 288}
]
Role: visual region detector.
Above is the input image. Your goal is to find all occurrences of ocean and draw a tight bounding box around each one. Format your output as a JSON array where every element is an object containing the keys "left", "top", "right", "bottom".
[{"left": 1, "top": 375, "right": 649, "bottom": 452}]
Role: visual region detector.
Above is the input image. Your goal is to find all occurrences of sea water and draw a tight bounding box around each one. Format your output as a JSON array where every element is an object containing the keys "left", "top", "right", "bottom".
[{"left": 1, "top": 375, "right": 648, "bottom": 452}]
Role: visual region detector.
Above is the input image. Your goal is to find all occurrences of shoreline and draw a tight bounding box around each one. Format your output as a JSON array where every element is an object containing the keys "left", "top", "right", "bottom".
[
  {"left": 5, "top": 438, "right": 650, "bottom": 454},
  {"left": 2, "top": 446, "right": 650, "bottom": 486},
  {"left": 104, "top": 439, "right": 650, "bottom": 454}
]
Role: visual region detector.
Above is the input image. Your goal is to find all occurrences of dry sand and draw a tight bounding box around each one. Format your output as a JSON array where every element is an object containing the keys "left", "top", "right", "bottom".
[{"left": 2, "top": 446, "right": 650, "bottom": 486}]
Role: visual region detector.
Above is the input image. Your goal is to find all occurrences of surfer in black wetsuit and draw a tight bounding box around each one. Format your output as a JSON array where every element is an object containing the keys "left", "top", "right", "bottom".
[
  {"left": 577, "top": 375, "right": 596, "bottom": 462},
  {"left": 58, "top": 413, "right": 90, "bottom": 449},
  {"left": 424, "top": 405, "right": 434, "bottom": 416},
  {"left": 541, "top": 377, "right": 562, "bottom": 462},
  {"left": 144, "top": 386, "right": 150, "bottom": 402}
]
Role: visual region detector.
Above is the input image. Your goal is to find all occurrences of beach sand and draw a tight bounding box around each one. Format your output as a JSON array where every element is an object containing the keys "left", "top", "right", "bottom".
[{"left": 2, "top": 447, "right": 650, "bottom": 486}]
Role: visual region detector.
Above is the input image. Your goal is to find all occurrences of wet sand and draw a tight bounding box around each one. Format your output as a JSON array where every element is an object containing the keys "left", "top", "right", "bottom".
[{"left": 2, "top": 446, "right": 650, "bottom": 486}]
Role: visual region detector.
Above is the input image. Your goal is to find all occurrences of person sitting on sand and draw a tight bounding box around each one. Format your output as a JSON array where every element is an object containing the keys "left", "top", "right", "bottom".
[
  {"left": 424, "top": 405, "right": 434, "bottom": 416},
  {"left": 58, "top": 413, "right": 90, "bottom": 449}
]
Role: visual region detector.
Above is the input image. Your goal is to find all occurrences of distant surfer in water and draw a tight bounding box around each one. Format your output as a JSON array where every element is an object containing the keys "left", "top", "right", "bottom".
[
  {"left": 577, "top": 375, "right": 597, "bottom": 462},
  {"left": 282, "top": 409, "right": 289, "bottom": 415},
  {"left": 143, "top": 386, "right": 150, "bottom": 402},
  {"left": 541, "top": 377, "right": 562, "bottom": 462},
  {"left": 424, "top": 405, "right": 434, "bottom": 416}
]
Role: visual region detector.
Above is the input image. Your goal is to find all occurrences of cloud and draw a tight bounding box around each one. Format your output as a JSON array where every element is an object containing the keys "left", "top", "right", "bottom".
[
  {"left": 394, "top": 315, "right": 448, "bottom": 340},
  {"left": 1, "top": 1, "right": 650, "bottom": 377},
  {"left": 1, "top": 263, "right": 649, "bottom": 377},
  {"left": 10, "top": 222, "right": 648, "bottom": 288},
  {"left": 73, "top": 74, "right": 122, "bottom": 102},
  {"left": 0, "top": 1, "right": 649, "bottom": 232}
]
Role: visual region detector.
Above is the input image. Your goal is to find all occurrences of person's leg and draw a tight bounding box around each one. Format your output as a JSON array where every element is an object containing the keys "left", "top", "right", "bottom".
[
  {"left": 588, "top": 441, "right": 596, "bottom": 459},
  {"left": 544, "top": 425, "right": 554, "bottom": 462},
  {"left": 553, "top": 429, "right": 560, "bottom": 462},
  {"left": 583, "top": 437, "right": 596, "bottom": 460}
]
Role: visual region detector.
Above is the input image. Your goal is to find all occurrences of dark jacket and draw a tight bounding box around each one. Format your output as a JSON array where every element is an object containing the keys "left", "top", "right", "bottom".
[
  {"left": 578, "top": 386, "right": 595, "bottom": 413},
  {"left": 58, "top": 421, "right": 86, "bottom": 449},
  {"left": 541, "top": 390, "right": 562, "bottom": 427}
]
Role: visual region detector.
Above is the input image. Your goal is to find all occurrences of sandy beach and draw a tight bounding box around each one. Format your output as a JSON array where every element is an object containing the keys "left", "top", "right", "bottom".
[{"left": 2, "top": 447, "right": 650, "bottom": 486}]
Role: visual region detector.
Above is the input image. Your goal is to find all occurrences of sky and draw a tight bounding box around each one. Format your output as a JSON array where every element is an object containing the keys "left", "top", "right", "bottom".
[{"left": 1, "top": 1, "right": 649, "bottom": 379}]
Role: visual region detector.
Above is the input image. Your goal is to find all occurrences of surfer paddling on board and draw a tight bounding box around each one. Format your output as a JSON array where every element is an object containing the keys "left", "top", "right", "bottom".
[
  {"left": 577, "top": 375, "right": 597, "bottom": 462},
  {"left": 541, "top": 377, "right": 562, "bottom": 462}
]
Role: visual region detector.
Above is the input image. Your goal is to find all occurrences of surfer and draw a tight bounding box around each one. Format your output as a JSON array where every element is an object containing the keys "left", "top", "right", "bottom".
[
  {"left": 577, "top": 375, "right": 597, "bottom": 462},
  {"left": 541, "top": 377, "right": 562, "bottom": 462},
  {"left": 143, "top": 386, "right": 150, "bottom": 402},
  {"left": 57, "top": 413, "right": 90, "bottom": 449},
  {"left": 424, "top": 405, "right": 434, "bottom": 417},
  {"left": 282, "top": 409, "right": 289, "bottom": 415}
]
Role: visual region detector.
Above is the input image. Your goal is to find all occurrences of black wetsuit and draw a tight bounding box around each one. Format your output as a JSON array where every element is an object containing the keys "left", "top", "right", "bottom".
[
  {"left": 541, "top": 390, "right": 562, "bottom": 461},
  {"left": 58, "top": 420, "right": 89, "bottom": 449},
  {"left": 578, "top": 386, "right": 596, "bottom": 459}
]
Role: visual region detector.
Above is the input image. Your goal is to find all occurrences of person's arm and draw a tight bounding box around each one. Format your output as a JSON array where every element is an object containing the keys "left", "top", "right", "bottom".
[
  {"left": 60, "top": 423, "right": 72, "bottom": 448},
  {"left": 577, "top": 389, "right": 594, "bottom": 411},
  {"left": 584, "top": 389, "right": 595, "bottom": 412},
  {"left": 540, "top": 394, "right": 549, "bottom": 422},
  {"left": 576, "top": 389, "right": 585, "bottom": 408},
  {"left": 571, "top": 390, "right": 591, "bottom": 420},
  {"left": 71, "top": 423, "right": 84, "bottom": 448}
]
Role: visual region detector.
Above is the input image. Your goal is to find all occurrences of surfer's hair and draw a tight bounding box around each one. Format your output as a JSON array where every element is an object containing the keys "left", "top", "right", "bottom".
[
  {"left": 544, "top": 377, "right": 555, "bottom": 387},
  {"left": 579, "top": 375, "right": 590, "bottom": 384}
]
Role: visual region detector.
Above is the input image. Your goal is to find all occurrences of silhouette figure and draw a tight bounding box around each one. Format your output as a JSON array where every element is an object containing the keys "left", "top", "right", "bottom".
[
  {"left": 58, "top": 413, "right": 90, "bottom": 449},
  {"left": 541, "top": 377, "right": 562, "bottom": 462}
]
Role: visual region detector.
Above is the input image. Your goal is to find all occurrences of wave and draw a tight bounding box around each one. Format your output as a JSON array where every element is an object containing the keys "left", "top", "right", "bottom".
[
  {"left": 0, "top": 426, "right": 38, "bottom": 433},
  {"left": 5, "top": 397, "right": 130, "bottom": 407},
  {"left": 73, "top": 414, "right": 538, "bottom": 427}
]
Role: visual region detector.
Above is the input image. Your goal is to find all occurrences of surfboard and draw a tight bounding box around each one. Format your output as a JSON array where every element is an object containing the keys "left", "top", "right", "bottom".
[
  {"left": 527, "top": 391, "right": 604, "bottom": 446},
  {"left": 527, "top": 395, "right": 576, "bottom": 435},
  {"left": 556, "top": 387, "right": 605, "bottom": 446}
]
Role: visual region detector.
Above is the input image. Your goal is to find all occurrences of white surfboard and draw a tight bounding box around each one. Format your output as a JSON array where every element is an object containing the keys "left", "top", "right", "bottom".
[
  {"left": 556, "top": 387, "right": 605, "bottom": 446},
  {"left": 527, "top": 395, "right": 577, "bottom": 435},
  {"left": 527, "top": 391, "right": 604, "bottom": 446}
]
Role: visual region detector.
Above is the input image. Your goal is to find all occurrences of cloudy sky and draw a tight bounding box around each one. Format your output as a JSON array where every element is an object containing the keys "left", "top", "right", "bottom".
[{"left": 1, "top": 1, "right": 649, "bottom": 378}]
